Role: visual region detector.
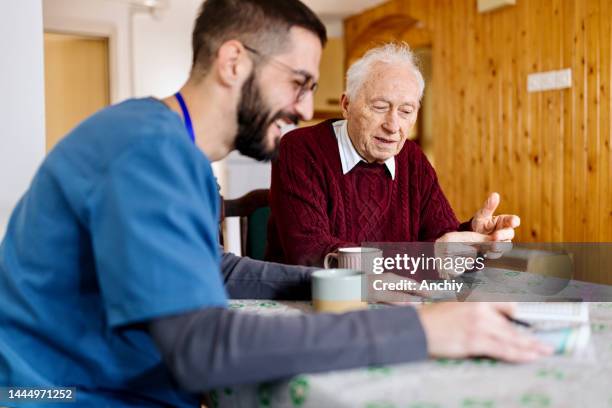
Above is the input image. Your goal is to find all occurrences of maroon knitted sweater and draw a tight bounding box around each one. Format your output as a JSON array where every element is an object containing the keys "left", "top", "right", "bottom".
[{"left": 266, "top": 119, "right": 466, "bottom": 266}]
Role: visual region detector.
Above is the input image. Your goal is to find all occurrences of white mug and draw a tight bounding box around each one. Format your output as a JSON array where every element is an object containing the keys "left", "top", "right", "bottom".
[
  {"left": 323, "top": 247, "right": 383, "bottom": 274},
  {"left": 311, "top": 268, "right": 367, "bottom": 313}
]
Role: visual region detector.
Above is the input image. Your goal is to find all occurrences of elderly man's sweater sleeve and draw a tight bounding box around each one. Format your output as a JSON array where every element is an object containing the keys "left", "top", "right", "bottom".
[{"left": 268, "top": 133, "right": 356, "bottom": 266}]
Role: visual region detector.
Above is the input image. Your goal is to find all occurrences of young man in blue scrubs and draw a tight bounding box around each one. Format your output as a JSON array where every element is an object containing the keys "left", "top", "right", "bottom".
[{"left": 0, "top": 0, "right": 551, "bottom": 406}]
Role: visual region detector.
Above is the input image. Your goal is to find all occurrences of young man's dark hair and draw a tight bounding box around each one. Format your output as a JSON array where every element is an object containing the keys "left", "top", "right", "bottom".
[{"left": 191, "top": 0, "right": 327, "bottom": 77}]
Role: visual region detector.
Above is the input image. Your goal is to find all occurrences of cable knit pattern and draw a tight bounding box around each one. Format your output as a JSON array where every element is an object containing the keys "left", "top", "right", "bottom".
[{"left": 266, "top": 119, "right": 462, "bottom": 266}]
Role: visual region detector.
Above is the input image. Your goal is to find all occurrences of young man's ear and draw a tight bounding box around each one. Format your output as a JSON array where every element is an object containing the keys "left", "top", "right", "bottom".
[
  {"left": 340, "top": 93, "right": 350, "bottom": 119},
  {"left": 215, "top": 40, "right": 252, "bottom": 87}
]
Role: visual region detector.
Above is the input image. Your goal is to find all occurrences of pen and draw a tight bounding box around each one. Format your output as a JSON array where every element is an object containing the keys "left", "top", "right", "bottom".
[{"left": 507, "top": 316, "right": 532, "bottom": 328}]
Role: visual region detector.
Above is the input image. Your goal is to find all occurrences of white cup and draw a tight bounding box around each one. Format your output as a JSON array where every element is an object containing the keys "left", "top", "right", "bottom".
[
  {"left": 311, "top": 268, "right": 367, "bottom": 313},
  {"left": 323, "top": 247, "right": 383, "bottom": 274}
]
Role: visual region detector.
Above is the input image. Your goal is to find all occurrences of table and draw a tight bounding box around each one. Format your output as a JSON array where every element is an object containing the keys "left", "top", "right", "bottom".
[{"left": 209, "top": 299, "right": 612, "bottom": 408}]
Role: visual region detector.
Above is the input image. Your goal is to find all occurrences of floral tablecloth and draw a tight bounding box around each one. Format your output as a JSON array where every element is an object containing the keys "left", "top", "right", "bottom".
[{"left": 209, "top": 299, "right": 612, "bottom": 408}]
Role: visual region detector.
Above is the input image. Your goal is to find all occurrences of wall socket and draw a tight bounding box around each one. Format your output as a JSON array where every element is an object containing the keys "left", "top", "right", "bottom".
[{"left": 527, "top": 69, "right": 572, "bottom": 93}]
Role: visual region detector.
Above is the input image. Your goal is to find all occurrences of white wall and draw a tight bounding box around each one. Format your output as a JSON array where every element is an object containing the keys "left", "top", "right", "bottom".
[
  {"left": 131, "top": 0, "right": 202, "bottom": 98},
  {"left": 0, "top": 0, "right": 46, "bottom": 236}
]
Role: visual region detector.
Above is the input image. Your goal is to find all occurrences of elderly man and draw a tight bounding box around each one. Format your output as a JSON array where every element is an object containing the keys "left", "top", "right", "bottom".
[{"left": 267, "top": 43, "right": 519, "bottom": 266}]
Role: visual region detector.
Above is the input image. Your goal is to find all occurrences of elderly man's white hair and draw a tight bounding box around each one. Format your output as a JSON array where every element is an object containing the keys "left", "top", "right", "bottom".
[{"left": 345, "top": 42, "right": 425, "bottom": 101}]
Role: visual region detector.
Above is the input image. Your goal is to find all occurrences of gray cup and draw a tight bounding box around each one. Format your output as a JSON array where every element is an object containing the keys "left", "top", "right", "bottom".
[{"left": 311, "top": 268, "right": 367, "bottom": 313}]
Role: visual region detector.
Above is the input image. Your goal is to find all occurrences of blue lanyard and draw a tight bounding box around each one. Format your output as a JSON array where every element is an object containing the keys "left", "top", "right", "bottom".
[{"left": 175, "top": 92, "right": 195, "bottom": 144}]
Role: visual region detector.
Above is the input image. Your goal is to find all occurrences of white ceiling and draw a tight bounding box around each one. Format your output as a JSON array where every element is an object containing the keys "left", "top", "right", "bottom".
[{"left": 301, "top": 0, "right": 386, "bottom": 18}]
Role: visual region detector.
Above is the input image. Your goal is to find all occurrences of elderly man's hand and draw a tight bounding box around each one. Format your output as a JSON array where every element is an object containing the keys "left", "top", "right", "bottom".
[
  {"left": 434, "top": 231, "right": 513, "bottom": 278},
  {"left": 471, "top": 192, "right": 520, "bottom": 241}
]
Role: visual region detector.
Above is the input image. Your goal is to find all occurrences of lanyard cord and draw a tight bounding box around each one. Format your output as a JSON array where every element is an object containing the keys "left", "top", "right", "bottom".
[{"left": 174, "top": 92, "right": 195, "bottom": 144}]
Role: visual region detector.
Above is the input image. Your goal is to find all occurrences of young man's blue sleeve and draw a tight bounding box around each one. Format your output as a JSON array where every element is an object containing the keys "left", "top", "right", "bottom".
[{"left": 88, "top": 136, "right": 227, "bottom": 327}]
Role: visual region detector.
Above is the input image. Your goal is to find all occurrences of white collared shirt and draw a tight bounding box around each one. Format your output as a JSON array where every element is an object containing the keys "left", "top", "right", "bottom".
[{"left": 332, "top": 120, "right": 396, "bottom": 180}]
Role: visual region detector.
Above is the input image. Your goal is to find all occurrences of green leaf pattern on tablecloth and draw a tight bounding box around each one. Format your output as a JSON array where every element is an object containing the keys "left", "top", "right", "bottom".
[
  {"left": 436, "top": 358, "right": 463, "bottom": 366},
  {"left": 208, "top": 390, "right": 219, "bottom": 408},
  {"left": 219, "top": 300, "right": 612, "bottom": 408},
  {"left": 367, "top": 366, "right": 392, "bottom": 376},
  {"left": 461, "top": 397, "right": 495, "bottom": 407},
  {"left": 527, "top": 279, "right": 543, "bottom": 287},
  {"left": 504, "top": 271, "right": 520, "bottom": 277},
  {"left": 258, "top": 383, "right": 273, "bottom": 408},
  {"left": 288, "top": 376, "right": 309, "bottom": 406},
  {"left": 258, "top": 301, "right": 280, "bottom": 308},
  {"left": 536, "top": 368, "right": 564, "bottom": 380},
  {"left": 229, "top": 302, "right": 245, "bottom": 309},
  {"left": 472, "top": 358, "right": 498, "bottom": 367},
  {"left": 592, "top": 323, "right": 609, "bottom": 332},
  {"left": 364, "top": 402, "right": 396, "bottom": 408},
  {"left": 519, "top": 392, "right": 551, "bottom": 407}
]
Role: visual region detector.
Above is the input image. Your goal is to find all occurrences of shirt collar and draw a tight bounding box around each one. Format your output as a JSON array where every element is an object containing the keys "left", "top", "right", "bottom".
[{"left": 333, "top": 119, "right": 396, "bottom": 180}]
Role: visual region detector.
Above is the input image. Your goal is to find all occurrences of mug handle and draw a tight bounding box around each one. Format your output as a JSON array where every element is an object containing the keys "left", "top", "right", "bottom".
[{"left": 323, "top": 252, "right": 338, "bottom": 269}]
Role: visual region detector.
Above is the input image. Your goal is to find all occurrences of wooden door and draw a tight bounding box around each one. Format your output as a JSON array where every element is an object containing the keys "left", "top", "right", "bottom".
[{"left": 44, "top": 32, "right": 110, "bottom": 152}]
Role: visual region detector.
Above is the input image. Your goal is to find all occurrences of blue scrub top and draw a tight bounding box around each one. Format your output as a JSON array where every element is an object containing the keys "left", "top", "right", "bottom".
[{"left": 0, "top": 98, "right": 227, "bottom": 407}]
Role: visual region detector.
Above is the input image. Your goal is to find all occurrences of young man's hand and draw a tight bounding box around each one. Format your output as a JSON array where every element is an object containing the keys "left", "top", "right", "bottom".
[{"left": 417, "top": 302, "right": 553, "bottom": 363}]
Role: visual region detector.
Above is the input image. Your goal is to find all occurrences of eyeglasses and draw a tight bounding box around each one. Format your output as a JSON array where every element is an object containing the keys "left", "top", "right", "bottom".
[{"left": 243, "top": 44, "right": 318, "bottom": 102}]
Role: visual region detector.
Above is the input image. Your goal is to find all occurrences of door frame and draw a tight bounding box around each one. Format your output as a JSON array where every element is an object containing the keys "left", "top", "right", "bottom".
[{"left": 44, "top": 17, "right": 119, "bottom": 103}]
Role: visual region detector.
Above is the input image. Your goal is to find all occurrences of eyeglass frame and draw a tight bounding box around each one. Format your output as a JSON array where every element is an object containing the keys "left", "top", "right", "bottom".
[{"left": 243, "top": 44, "right": 318, "bottom": 102}]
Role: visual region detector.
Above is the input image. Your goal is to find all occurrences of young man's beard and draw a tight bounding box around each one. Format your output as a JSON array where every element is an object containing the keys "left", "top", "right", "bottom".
[{"left": 235, "top": 72, "right": 298, "bottom": 162}]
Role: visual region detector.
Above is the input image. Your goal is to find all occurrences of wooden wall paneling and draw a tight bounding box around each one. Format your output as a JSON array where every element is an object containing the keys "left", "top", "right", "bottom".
[
  {"left": 562, "top": 0, "right": 577, "bottom": 243},
  {"left": 514, "top": 0, "right": 529, "bottom": 243},
  {"left": 575, "top": 0, "right": 588, "bottom": 243},
  {"left": 464, "top": 0, "right": 478, "bottom": 219},
  {"left": 503, "top": 0, "right": 518, "bottom": 233},
  {"left": 430, "top": 2, "right": 444, "bottom": 194},
  {"left": 535, "top": 0, "right": 545, "bottom": 242},
  {"left": 432, "top": 2, "right": 449, "bottom": 202},
  {"left": 346, "top": 16, "right": 417, "bottom": 67},
  {"left": 401, "top": 27, "right": 432, "bottom": 49},
  {"left": 480, "top": 6, "right": 492, "bottom": 208},
  {"left": 541, "top": 0, "right": 556, "bottom": 243},
  {"left": 552, "top": 0, "right": 564, "bottom": 242},
  {"left": 344, "top": 0, "right": 612, "bottom": 248},
  {"left": 462, "top": 0, "right": 476, "bottom": 219},
  {"left": 585, "top": 0, "right": 605, "bottom": 281},
  {"left": 599, "top": 0, "right": 611, "bottom": 280},
  {"left": 452, "top": 0, "right": 467, "bottom": 217},
  {"left": 493, "top": 9, "right": 502, "bottom": 197},
  {"left": 448, "top": 0, "right": 465, "bottom": 216},
  {"left": 601, "top": 0, "right": 612, "bottom": 242},
  {"left": 489, "top": 7, "right": 505, "bottom": 216},
  {"left": 540, "top": 0, "right": 550, "bottom": 243},
  {"left": 499, "top": 9, "right": 510, "bottom": 202},
  {"left": 524, "top": 0, "right": 538, "bottom": 242},
  {"left": 586, "top": 0, "right": 601, "bottom": 245},
  {"left": 573, "top": 0, "right": 584, "bottom": 244}
]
